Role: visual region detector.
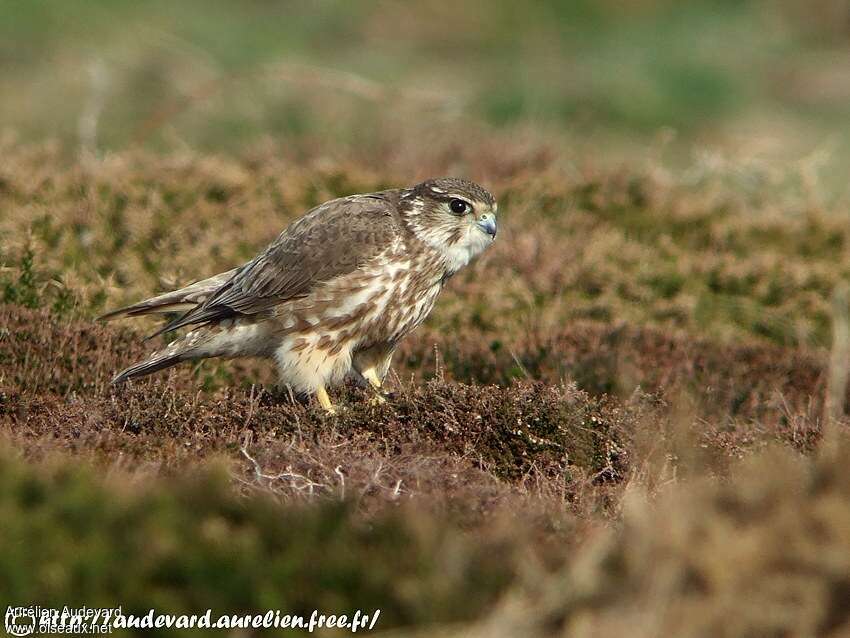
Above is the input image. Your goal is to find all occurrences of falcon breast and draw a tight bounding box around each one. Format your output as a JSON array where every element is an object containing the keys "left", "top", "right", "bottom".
[{"left": 102, "top": 177, "right": 498, "bottom": 413}]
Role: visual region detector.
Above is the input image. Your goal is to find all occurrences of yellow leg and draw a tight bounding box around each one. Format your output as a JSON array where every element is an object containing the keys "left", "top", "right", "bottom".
[
  {"left": 316, "top": 386, "right": 337, "bottom": 415},
  {"left": 362, "top": 367, "right": 387, "bottom": 405}
]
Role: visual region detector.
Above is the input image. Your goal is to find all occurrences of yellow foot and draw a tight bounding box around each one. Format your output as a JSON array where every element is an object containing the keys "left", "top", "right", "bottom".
[
  {"left": 316, "top": 386, "right": 337, "bottom": 415},
  {"left": 368, "top": 393, "right": 387, "bottom": 407},
  {"left": 362, "top": 366, "right": 389, "bottom": 407},
  {"left": 362, "top": 366, "right": 383, "bottom": 390}
]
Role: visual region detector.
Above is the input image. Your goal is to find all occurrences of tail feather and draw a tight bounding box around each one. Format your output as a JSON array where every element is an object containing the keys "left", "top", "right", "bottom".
[
  {"left": 98, "top": 268, "right": 238, "bottom": 322},
  {"left": 111, "top": 327, "right": 217, "bottom": 385},
  {"left": 111, "top": 353, "right": 185, "bottom": 385},
  {"left": 99, "top": 301, "right": 197, "bottom": 322}
]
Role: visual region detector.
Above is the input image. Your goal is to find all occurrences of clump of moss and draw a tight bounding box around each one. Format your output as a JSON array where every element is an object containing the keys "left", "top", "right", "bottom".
[{"left": 2, "top": 245, "right": 39, "bottom": 309}]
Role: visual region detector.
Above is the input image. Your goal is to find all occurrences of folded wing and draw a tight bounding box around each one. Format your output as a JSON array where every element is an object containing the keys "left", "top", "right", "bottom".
[{"left": 103, "top": 192, "right": 400, "bottom": 337}]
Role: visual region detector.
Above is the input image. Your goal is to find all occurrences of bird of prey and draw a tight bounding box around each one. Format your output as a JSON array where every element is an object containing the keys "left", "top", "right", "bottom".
[{"left": 101, "top": 178, "right": 498, "bottom": 413}]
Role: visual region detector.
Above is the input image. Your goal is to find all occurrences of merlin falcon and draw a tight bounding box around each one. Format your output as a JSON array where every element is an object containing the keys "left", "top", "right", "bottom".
[{"left": 102, "top": 178, "right": 498, "bottom": 413}]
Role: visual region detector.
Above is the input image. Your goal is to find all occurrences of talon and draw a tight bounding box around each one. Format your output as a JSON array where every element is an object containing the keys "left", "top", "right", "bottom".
[
  {"left": 362, "top": 366, "right": 383, "bottom": 391},
  {"left": 316, "top": 386, "right": 337, "bottom": 415},
  {"left": 368, "top": 394, "right": 387, "bottom": 406},
  {"left": 361, "top": 366, "right": 390, "bottom": 407}
]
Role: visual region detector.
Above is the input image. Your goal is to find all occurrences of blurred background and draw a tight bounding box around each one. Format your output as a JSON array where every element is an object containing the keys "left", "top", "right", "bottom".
[{"left": 4, "top": 0, "right": 850, "bottom": 175}]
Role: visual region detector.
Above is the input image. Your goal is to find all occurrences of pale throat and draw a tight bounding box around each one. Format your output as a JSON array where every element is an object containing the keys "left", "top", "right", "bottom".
[{"left": 420, "top": 223, "right": 489, "bottom": 276}]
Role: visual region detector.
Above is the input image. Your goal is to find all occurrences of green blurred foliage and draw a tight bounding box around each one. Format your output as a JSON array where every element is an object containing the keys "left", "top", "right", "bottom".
[
  {"left": 1, "top": 0, "right": 849, "bottom": 160},
  {"left": 0, "top": 452, "right": 516, "bottom": 635}
]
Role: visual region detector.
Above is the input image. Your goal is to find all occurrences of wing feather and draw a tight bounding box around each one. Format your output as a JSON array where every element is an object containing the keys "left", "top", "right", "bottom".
[{"left": 155, "top": 192, "right": 400, "bottom": 334}]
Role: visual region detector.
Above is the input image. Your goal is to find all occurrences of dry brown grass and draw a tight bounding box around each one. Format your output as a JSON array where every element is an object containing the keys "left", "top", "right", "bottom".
[
  {"left": 3, "top": 138, "right": 850, "bottom": 351},
  {"left": 393, "top": 436, "right": 850, "bottom": 638},
  {"left": 3, "top": 139, "right": 850, "bottom": 635}
]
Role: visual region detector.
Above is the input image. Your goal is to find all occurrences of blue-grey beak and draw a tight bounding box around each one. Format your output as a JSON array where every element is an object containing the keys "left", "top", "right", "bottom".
[{"left": 476, "top": 213, "right": 497, "bottom": 238}]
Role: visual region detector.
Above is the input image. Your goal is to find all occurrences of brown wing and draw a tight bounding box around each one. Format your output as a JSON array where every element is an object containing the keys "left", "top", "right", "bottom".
[{"left": 154, "top": 192, "right": 400, "bottom": 335}]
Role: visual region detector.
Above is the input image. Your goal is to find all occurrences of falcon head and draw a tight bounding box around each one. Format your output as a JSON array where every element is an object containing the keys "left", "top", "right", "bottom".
[{"left": 400, "top": 177, "right": 498, "bottom": 274}]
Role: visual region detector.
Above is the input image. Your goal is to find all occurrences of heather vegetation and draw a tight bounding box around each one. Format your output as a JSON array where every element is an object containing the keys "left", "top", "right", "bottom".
[{"left": 3, "top": 1, "right": 850, "bottom": 636}]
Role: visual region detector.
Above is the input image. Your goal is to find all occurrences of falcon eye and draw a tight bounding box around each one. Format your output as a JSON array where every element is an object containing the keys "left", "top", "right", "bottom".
[{"left": 449, "top": 198, "right": 469, "bottom": 215}]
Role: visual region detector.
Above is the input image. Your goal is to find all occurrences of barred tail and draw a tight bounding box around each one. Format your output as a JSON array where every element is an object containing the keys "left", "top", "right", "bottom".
[
  {"left": 111, "top": 327, "right": 218, "bottom": 385},
  {"left": 111, "top": 352, "right": 185, "bottom": 384}
]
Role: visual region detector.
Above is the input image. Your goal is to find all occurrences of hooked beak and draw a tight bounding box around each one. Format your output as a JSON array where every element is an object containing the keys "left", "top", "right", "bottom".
[{"left": 476, "top": 214, "right": 497, "bottom": 239}]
